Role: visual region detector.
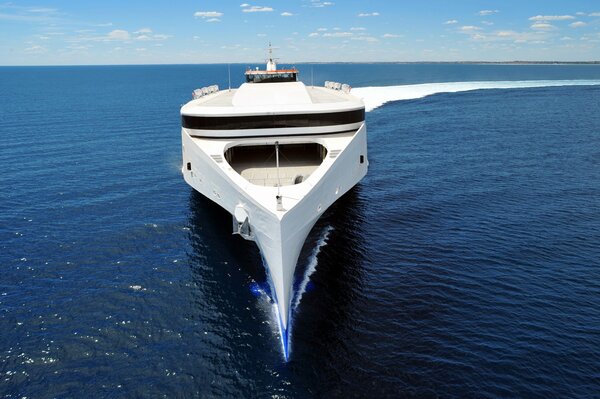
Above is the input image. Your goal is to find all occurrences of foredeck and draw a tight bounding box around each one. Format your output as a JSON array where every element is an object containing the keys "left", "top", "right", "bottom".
[
  {"left": 235, "top": 161, "right": 321, "bottom": 187},
  {"left": 187, "top": 85, "right": 354, "bottom": 109}
]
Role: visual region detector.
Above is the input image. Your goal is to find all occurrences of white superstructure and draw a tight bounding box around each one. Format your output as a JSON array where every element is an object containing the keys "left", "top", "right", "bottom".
[{"left": 180, "top": 53, "right": 368, "bottom": 359}]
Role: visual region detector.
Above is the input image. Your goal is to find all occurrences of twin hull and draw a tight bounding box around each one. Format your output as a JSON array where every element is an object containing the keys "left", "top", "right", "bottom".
[{"left": 181, "top": 124, "right": 368, "bottom": 354}]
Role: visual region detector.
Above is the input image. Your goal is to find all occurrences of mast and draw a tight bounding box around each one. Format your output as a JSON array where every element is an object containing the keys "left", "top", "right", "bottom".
[{"left": 266, "top": 42, "right": 277, "bottom": 71}]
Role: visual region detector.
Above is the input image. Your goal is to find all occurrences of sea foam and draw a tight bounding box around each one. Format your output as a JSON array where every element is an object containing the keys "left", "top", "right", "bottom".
[{"left": 352, "top": 80, "right": 600, "bottom": 112}]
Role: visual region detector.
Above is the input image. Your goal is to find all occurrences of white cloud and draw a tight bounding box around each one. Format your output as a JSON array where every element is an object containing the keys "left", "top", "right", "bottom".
[
  {"left": 570, "top": 21, "right": 587, "bottom": 28},
  {"left": 308, "top": 32, "right": 319, "bottom": 37},
  {"left": 27, "top": 8, "right": 57, "bottom": 14},
  {"left": 529, "top": 15, "right": 574, "bottom": 21},
  {"left": 444, "top": 20, "right": 458, "bottom": 25},
  {"left": 589, "top": 12, "right": 600, "bottom": 17},
  {"left": 531, "top": 22, "right": 556, "bottom": 31},
  {"left": 358, "top": 12, "right": 379, "bottom": 17},
  {"left": 460, "top": 29, "right": 553, "bottom": 44},
  {"left": 194, "top": 11, "right": 223, "bottom": 18},
  {"left": 107, "top": 29, "right": 130, "bottom": 40},
  {"left": 24, "top": 44, "right": 47, "bottom": 54},
  {"left": 310, "top": 1, "right": 334, "bottom": 8},
  {"left": 136, "top": 32, "right": 170, "bottom": 41},
  {"left": 317, "top": 27, "right": 327, "bottom": 31},
  {"left": 257, "top": 33, "right": 267, "bottom": 37},
  {"left": 495, "top": 31, "right": 515, "bottom": 38},
  {"left": 240, "top": 3, "right": 250, "bottom": 7},
  {"left": 242, "top": 6, "right": 274, "bottom": 13},
  {"left": 382, "top": 33, "right": 400, "bottom": 38},
  {"left": 479, "top": 10, "right": 499, "bottom": 16},
  {"left": 281, "top": 12, "right": 293, "bottom": 16},
  {"left": 72, "top": 28, "right": 170, "bottom": 43},
  {"left": 323, "top": 32, "right": 353, "bottom": 37},
  {"left": 481, "top": 21, "right": 494, "bottom": 26},
  {"left": 206, "top": 18, "right": 220, "bottom": 22},
  {"left": 460, "top": 25, "right": 482, "bottom": 32},
  {"left": 352, "top": 36, "right": 378, "bottom": 42},
  {"left": 0, "top": 4, "right": 58, "bottom": 22},
  {"left": 65, "top": 43, "right": 92, "bottom": 52},
  {"left": 561, "top": 36, "right": 575, "bottom": 41},
  {"left": 350, "top": 27, "right": 366, "bottom": 31}
]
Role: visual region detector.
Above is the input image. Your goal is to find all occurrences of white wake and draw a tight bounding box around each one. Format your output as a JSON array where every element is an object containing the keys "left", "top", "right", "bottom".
[
  {"left": 292, "top": 225, "right": 334, "bottom": 312},
  {"left": 352, "top": 80, "right": 600, "bottom": 112}
]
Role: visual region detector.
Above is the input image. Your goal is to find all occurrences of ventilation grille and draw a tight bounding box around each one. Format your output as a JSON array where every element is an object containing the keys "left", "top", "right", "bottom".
[
  {"left": 211, "top": 155, "right": 223, "bottom": 163},
  {"left": 329, "top": 149, "right": 341, "bottom": 158}
]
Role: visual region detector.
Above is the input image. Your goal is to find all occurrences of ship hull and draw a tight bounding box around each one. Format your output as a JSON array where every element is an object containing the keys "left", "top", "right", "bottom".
[{"left": 181, "top": 124, "right": 368, "bottom": 358}]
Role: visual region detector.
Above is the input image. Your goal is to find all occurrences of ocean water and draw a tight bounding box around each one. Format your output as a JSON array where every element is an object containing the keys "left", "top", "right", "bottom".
[{"left": 1, "top": 63, "right": 600, "bottom": 398}]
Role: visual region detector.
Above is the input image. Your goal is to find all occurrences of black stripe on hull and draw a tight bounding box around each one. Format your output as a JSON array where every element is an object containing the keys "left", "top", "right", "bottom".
[
  {"left": 187, "top": 129, "right": 360, "bottom": 140},
  {"left": 181, "top": 108, "right": 365, "bottom": 130}
]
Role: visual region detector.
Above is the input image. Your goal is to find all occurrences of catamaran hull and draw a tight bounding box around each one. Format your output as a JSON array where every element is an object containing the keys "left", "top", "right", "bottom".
[{"left": 181, "top": 124, "right": 368, "bottom": 357}]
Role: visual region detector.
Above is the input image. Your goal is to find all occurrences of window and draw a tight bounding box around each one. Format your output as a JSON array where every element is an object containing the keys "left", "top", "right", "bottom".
[
  {"left": 182, "top": 109, "right": 365, "bottom": 130},
  {"left": 245, "top": 72, "right": 298, "bottom": 83}
]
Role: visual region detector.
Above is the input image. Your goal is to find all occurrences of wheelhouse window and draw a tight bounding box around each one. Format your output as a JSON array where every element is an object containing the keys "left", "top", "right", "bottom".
[{"left": 245, "top": 72, "right": 297, "bottom": 83}]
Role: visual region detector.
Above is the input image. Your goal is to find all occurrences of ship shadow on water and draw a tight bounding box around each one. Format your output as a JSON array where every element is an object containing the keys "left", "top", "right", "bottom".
[
  {"left": 184, "top": 189, "right": 279, "bottom": 372},
  {"left": 185, "top": 189, "right": 265, "bottom": 279},
  {"left": 184, "top": 184, "right": 367, "bottom": 368}
]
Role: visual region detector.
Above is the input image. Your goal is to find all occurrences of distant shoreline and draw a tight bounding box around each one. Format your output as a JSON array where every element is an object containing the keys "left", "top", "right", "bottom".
[
  {"left": 1, "top": 61, "right": 600, "bottom": 67},
  {"left": 326, "top": 61, "right": 600, "bottom": 65}
]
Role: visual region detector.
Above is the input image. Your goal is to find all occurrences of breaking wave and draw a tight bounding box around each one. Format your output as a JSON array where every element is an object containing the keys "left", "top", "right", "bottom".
[{"left": 352, "top": 80, "right": 600, "bottom": 112}]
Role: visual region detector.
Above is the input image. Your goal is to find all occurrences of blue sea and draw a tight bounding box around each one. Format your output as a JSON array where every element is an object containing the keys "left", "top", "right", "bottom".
[{"left": 1, "top": 63, "right": 600, "bottom": 398}]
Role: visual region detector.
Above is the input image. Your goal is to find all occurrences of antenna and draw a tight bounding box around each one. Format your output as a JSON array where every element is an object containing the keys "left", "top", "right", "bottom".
[
  {"left": 228, "top": 63, "right": 231, "bottom": 91},
  {"left": 275, "top": 141, "right": 281, "bottom": 196}
]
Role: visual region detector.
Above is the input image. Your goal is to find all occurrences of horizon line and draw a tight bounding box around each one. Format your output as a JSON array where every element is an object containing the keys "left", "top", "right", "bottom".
[{"left": 1, "top": 60, "right": 600, "bottom": 68}]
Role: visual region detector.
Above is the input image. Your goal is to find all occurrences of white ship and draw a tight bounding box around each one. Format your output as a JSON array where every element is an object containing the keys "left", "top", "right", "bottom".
[{"left": 180, "top": 50, "right": 368, "bottom": 358}]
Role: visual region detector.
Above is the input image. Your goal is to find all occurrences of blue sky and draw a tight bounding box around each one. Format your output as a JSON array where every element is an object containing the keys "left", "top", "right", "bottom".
[{"left": 1, "top": 0, "right": 599, "bottom": 65}]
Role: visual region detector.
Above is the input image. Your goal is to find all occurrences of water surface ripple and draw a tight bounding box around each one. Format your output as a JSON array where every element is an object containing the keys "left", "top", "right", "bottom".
[{"left": 1, "top": 64, "right": 600, "bottom": 398}]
